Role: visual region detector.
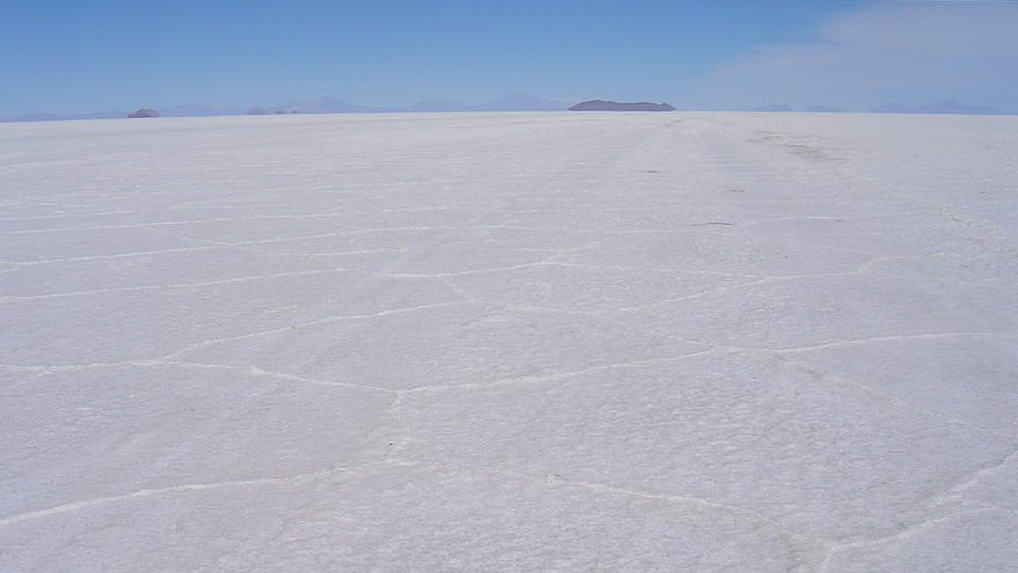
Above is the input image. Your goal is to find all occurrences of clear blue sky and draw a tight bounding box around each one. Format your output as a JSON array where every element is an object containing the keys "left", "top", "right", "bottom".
[{"left": 3, "top": 0, "right": 1016, "bottom": 115}]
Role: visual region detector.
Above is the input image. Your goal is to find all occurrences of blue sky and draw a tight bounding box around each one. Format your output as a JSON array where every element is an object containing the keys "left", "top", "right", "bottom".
[{"left": 3, "top": 0, "right": 1016, "bottom": 115}]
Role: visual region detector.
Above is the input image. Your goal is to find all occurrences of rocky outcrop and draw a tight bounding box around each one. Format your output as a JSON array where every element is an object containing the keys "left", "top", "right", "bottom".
[
  {"left": 568, "top": 100, "right": 674, "bottom": 112},
  {"left": 127, "top": 108, "right": 160, "bottom": 118}
]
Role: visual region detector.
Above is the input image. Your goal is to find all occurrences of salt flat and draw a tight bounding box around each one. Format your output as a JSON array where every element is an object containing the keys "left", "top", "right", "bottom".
[{"left": 1, "top": 111, "right": 1016, "bottom": 571}]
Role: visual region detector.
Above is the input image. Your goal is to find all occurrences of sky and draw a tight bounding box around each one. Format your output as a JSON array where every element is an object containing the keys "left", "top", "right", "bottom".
[{"left": 2, "top": 0, "right": 1017, "bottom": 116}]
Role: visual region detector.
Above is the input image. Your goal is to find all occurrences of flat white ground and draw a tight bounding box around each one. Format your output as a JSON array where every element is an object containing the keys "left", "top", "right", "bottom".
[{"left": 1, "top": 111, "right": 1016, "bottom": 571}]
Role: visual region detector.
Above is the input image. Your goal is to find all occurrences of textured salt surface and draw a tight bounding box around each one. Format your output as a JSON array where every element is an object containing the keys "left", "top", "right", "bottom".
[{"left": 2, "top": 112, "right": 1016, "bottom": 571}]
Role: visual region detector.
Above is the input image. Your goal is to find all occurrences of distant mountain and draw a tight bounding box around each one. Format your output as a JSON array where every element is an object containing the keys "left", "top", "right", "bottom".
[
  {"left": 278, "top": 97, "right": 388, "bottom": 114},
  {"left": 127, "top": 108, "right": 160, "bottom": 118},
  {"left": 569, "top": 100, "right": 675, "bottom": 112},
  {"left": 1, "top": 93, "right": 571, "bottom": 123},
  {"left": 805, "top": 105, "right": 841, "bottom": 113},
  {"left": 5, "top": 111, "right": 124, "bottom": 122},
  {"left": 872, "top": 99, "right": 1004, "bottom": 115},
  {"left": 754, "top": 104, "right": 792, "bottom": 112}
]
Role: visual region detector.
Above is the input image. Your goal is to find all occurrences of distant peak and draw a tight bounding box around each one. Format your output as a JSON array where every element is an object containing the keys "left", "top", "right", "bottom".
[
  {"left": 569, "top": 100, "right": 675, "bottom": 112},
  {"left": 127, "top": 108, "right": 160, "bottom": 118}
]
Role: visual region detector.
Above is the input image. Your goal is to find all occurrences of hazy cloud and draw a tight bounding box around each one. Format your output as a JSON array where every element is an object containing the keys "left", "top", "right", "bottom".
[{"left": 682, "top": 3, "right": 1018, "bottom": 110}]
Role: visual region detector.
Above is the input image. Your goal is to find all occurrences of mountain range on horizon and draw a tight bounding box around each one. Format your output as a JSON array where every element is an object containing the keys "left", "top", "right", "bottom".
[
  {"left": 869, "top": 99, "right": 1004, "bottom": 115},
  {"left": 1, "top": 93, "right": 571, "bottom": 123},
  {"left": 754, "top": 99, "right": 1011, "bottom": 115},
  {"left": 2, "top": 95, "right": 1014, "bottom": 123}
]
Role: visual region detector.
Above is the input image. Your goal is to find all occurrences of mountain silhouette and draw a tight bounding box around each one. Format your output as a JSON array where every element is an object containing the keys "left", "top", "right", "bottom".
[{"left": 569, "top": 100, "right": 675, "bottom": 112}]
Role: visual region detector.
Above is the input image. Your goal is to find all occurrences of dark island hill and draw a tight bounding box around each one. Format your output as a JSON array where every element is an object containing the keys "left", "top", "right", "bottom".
[{"left": 569, "top": 100, "right": 675, "bottom": 111}]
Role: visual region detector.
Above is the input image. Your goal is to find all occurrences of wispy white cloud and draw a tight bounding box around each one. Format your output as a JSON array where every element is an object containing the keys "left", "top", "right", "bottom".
[{"left": 682, "top": 2, "right": 1018, "bottom": 110}]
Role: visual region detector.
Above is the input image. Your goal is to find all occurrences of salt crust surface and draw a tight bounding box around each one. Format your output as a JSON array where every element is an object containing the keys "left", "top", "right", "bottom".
[{"left": 2, "top": 112, "right": 1017, "bottom": 571}]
